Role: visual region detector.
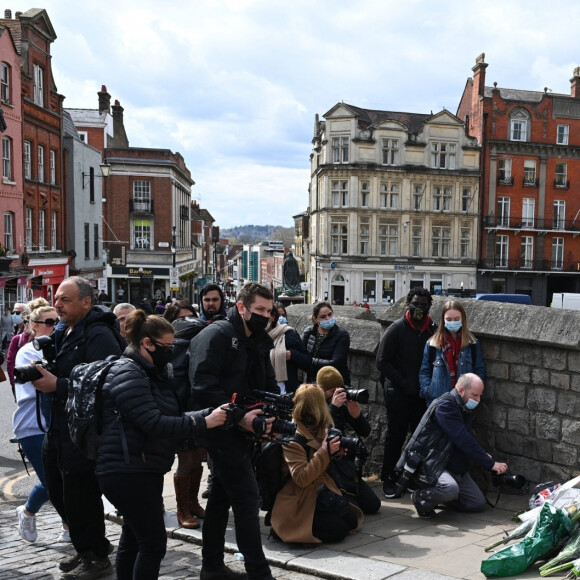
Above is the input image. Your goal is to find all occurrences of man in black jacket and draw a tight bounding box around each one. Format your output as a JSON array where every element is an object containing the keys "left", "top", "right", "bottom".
[
  {"left": 376, "top": 288, "right": 436, "bottom": 498},
  {"left": 189, "top": 282, "right": 278, "bottom": 580},
  {"left": 398, "top": 373, "right": 508, "bottom": 518},
  {"left": 33, "top": 277, "right": 123, "bottom": 579}
]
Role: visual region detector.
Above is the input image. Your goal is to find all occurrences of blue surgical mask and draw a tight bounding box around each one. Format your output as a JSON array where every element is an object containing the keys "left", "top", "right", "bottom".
[
  {"left": 444, "top": 320, "right": 462, "bottom": 333},
  {"left": 465, "top": 398, "right": 479, "bottom": 410},
  {"left": 278, "top": 316, "right": 287, "bottom": 325},
  {"left": 12, "top": 313, "right": 23, "bottom": 325},
  {"left": 319, "top": 317, "right": 336, "bottom": 330}
]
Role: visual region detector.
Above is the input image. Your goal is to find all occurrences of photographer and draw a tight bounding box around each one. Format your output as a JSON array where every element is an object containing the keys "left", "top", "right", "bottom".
[
  {"left": 271, "top": 383, "right": 363, "bottom": 543},
  {"left": 398, "top": 373, "right": 507, "bottom": 519},
  {"left": 316, "top": 366, "right": 380, "bottom": 514}
]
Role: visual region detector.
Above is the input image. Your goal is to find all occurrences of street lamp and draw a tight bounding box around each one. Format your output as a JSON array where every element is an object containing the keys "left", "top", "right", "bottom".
[
  {"left": 171, "top": 226, "right": 176, "bottom": 299},
  {"left": 82, "top": 163, "right": 111, "bottom": 189}
]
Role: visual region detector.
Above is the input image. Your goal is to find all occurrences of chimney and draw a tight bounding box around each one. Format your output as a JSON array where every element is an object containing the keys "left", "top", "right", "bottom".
[
  {"left": 98, "top": 85, "right": 111, "bottom": 114},
  {"left": 4, "top": 9, "right": 11, "bottom": 18},
  {"left": 571, "top": 67, "right": 580, "bottom": 99},
  {"left": 472, "top": 53, "right": 488, "bottom": 98},
  {"left": 110, "top": 99, "right": 129, "bottom": 147},
  {"left": 15, "top": 11, "right": 21, "bottom": 17}
]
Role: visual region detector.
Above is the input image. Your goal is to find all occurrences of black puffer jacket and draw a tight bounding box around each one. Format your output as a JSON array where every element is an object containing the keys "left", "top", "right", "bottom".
[
  {"left": 95, "top": 348, "right": 210, "bottom": 476},
  {"left": 302, "top": 323, "right": 350, "bottom": 384},
  {"left": 189, "top": 306, "right": 279, "bottom": 413}
]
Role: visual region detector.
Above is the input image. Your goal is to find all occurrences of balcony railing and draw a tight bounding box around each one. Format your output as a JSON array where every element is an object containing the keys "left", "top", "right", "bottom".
[
  {"left": 497, "top": 176, "right": 514, "bottom": 185},
  {"left": 554, "top": 179, "right": 570, "bottom": 189},
  {"left": 523, "top": 177, "right": 539, "bottom": 187},
  {"left": 483, "top": 215, "right": 580, "bottom": 232},
  {"left": 478, "top": 258, "right": 577, "bottom": 272},
  {"left": 129, "top": 199, "right": 154, "bottom": 214}
]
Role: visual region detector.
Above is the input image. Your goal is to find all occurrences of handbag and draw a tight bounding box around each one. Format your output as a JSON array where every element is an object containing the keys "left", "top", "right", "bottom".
[{"left": 316, "top": 485, "right": 352, "bottom": 517}]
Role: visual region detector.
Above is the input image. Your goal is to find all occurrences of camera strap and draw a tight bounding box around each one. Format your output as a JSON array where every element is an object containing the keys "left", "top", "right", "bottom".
[{"left": 35, "top": 391, "right": 50, "bottom": 434}]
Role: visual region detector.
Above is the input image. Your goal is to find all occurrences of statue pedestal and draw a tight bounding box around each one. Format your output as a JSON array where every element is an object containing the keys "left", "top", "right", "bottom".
[{"left": 277, "top": 293, "right": 305, "bottom": 307}]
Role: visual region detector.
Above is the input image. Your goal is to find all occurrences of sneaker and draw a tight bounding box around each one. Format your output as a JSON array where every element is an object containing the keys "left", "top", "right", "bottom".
[
  {"left": 411, "top": 490, "right": 436, "bottom": 519},
  {"left": 59, "top": 554, "right": 83, "bottom": 573},
  {"left": 200, "top": 564, "right": 248, "bottom": 579},
  {"left": 16, "top": 506, "right": 37, "bottom": 542},
  {"left": 57, "top": 527, "right": 71, "bottom": 543},
  {"left": 60, "top": 555, "right": 112, "bottom": 579},
  {"left": 382, "top": 480, "right": 399, "bottom": 499}
]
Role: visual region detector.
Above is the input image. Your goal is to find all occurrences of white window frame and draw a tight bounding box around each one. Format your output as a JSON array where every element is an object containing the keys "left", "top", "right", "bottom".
[
  {"left": 412, "top": 226, "right": 422, "bottom": 257},
  {"left": 49, "top": 150, "right": 56, "bottom": 185},
  {"left": 133, "top": 180, "right": 151, "bottom": 211},
  {"left": 332, "top": 136, "right": 349, "bottom": 164},
  {"left": 498, "top": 196, "right": 510, "bottom": 227},
  {"left": 382, "top": 138, "right": 399, "bottom": 165},
  {"left": 496, "top": 235, "right": 509, "bottom": 268},
  {"left": 499, "top": 158, "right": 512, "bottom": 183},
  {"left": 523, "top": 160, "right": 536, "bottom": 186},
  {"left": 431, "top": 142, "right": 456, "bottom": 169},
  {"left": 460, "top": 228, "right": 470, "bottom": 258},
  {"left": 413, "top": 184, "right": 423, "bottom": 210},
  {"left": 33, "top": 63, "right": 44, "bottom": 106},
  {"left": 1, "top": 62, "right": 10, "bottom": 103},
  {"left": 330, "top": 217, "right": 348, "bottom": 255},
  {"left": 555, "top": 162, "right": 568, "bottom": 188},
  {"left": 38, "top": 209, "right": 45, "bottom": 251},
  {"left": 331, "top": 180, "right": 348, "bottom": 208},
  {"left": 462, "top": 188, "right": 471, "bottom": 212},
  {"left": 552, "top": 237, "right": 564, "bottom": 270},
  {"left": 25, "top": 208, "right": 32, "bottom": 251},
  {"left": 554, "top": 200, "right": 566, "bottom": 230},
  {"left": 359, "top": 219, "right": 369, "bottom": 255},
  {"left": 360, "top": 182, "right": 369, "bottom": 207},
  {"left": 522, "top": 198, "right": 535, "bottom": 227},
  {"left": 24, "top": 141, "right": 31, "bottom": 179},
  {"left": 37, "top": 145, "right": 44, "bottom": 182},
  {"left": 510, "top": 118, "right": 528, "bottom": 141},
  {"left": 557, "top": 124, "right": 569, "bottom": 145},
  {"left": 133, "top": 219, "right": 152, "bottom": 249},
  {"left": 4, "top": 211, "right": 13, "bottom": 251},
  {"left": 2, "top": 136, "right": 11, "bottom": 181},
  {"left": 431, "top": 226, "right": 451, "bottom": 258},
  {"left": 521, "top": 236, "right": 534, "bottom": 269},
  {"left": 51, "top": 211, "right": 57, "bottom": 250}
]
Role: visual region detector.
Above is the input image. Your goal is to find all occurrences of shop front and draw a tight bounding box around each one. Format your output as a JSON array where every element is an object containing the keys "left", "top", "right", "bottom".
[
  {"left": 27, "top": 259, "right": 70, "bottom": 304},
  {"left": 111, "top": 266, "right": 170, "bottom": 305}
]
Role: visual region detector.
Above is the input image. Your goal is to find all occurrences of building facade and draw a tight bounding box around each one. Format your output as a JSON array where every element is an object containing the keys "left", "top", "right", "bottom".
[
  {"left": 458, "top": 54, "right": 580, "bottom": 305},
  {"left": 308, "top": 103, "right": 480, "bottom": 307}
]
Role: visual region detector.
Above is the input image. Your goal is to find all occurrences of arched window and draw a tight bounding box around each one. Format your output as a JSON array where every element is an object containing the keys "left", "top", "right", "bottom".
[{"left": 509, "top": 109, "right": 530, "bottom": 142}]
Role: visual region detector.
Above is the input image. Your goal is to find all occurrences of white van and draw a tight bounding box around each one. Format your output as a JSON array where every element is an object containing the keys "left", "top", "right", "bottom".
[{"left": 551, "top": 293, "right": 580, "bottom": 311}]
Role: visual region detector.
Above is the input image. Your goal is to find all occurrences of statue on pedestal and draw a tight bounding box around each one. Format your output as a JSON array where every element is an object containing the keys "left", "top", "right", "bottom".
[{"left": 282, "top": 252, "right": 301, "bottom": 296}]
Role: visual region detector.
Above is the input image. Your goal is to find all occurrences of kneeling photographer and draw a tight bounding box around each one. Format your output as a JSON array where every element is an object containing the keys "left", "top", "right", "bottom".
[
  {"left": 270, "top": 383, "right": 363, "bottom": 544},
  {"left": 396, "top": 373, "right": 509, "bottom": 519},
  {"left": 316, "top": 366, "right": 381, "bottom": 515}
]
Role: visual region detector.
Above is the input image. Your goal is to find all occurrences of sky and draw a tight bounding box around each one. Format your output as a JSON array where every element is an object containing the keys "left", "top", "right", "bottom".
[{"left": 26, "top": 0, "right": 580, "bottom": 228}]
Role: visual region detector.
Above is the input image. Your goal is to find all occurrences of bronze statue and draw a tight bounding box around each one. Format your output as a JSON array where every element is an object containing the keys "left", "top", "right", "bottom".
[{"left": 282, "top": 252, "right": 301, "bottom": 296}]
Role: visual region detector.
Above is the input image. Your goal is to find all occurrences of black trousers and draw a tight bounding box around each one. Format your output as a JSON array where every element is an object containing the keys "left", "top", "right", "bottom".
[
  {"left": 42, "top": 429, "right": 110, "bottom": 558},
  {"left": 381, "top": 386, "right": 426, "bottom": 481},
  {"left": 201, "top": 434, "right": 272, "bottom": 580},
  {"left": 99, "top": 472, "right": 167, "bottom": 580}
]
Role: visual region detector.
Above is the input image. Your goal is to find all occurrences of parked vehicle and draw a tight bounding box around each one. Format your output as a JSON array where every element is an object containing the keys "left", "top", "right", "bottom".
[
  {"left": 551, "top": 293, "right": 580, "bottom": 311},
  {"left": 475, "top": 294, "right": 532, "bottom": 305}
]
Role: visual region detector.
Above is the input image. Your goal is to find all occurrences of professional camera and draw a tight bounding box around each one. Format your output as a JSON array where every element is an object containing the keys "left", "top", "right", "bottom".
[
  {"left": 327, "top": 427, "right": 369, "bottom": 476},
  {"left": 492, "top": 473, "right": 527, "bottom": 490},
  {"left": 344, "top": 388, "right": 369, "bottom": 404},
  {"left": 14, "top": 335, "right": 57, "bottom": 384},
  {"left": 392, "top": 450, "right": 423, "bottom": 498}
]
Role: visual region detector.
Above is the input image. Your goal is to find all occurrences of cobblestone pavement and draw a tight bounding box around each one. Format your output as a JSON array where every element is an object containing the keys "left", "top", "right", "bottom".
[{"left": 0, "top": 501, "right": 321, "bottom": 580}]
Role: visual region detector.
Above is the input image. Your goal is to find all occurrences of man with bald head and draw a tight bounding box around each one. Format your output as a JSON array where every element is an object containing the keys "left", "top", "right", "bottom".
[{"left": 396, "top": 373, "right": 508, "bottom": 518}]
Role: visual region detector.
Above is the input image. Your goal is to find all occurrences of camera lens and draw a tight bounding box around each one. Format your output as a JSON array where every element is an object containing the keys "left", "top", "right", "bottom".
[{"left": 344, "top": 389, "right": 370, "bottom": 404}]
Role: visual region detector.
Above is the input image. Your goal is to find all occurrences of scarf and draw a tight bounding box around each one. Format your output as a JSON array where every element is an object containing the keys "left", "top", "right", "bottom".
[
  {"left": 268, "top": 323, "right": 291, "bottom": 382},
  {"left": 404, "top": 310, "right": 433, "bottom": 333},
  {"left": 442, "top": 330, "right": 462, "bottom": 388}
]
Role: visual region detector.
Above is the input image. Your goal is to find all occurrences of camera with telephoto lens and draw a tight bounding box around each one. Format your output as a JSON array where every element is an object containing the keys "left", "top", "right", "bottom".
[
  {"left": 327, "top": 427, "right": 369, "bottom": 476},
  {"left": 492, "top": 473, "right": 527, "bottom": 489},
  {"left": 14, "top": 335, "right": 57, "bottom": 384},
  {"left": 392, "top": 450, "right": 423, "bottom": 498},
  {"left": 344, "top": 388, "right": 370, "bottom": 404}
]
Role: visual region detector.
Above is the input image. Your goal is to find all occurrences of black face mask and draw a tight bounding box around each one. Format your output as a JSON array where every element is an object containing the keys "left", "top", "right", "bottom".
[
  {"left": 408, "top": 304, "right": 429, "bottom": 321},
  {"left": 148, "top": 343, "right": 173, "bottom": 368},
  {"left": 244, "top": 311, "right": 270, "bottom": 334}
]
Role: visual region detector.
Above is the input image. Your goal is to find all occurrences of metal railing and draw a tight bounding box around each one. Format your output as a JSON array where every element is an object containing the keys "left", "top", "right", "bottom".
[
  {"left": 483, "top": 215, "right": 580, "bottom": 232},
  {"left": 478, "top": 258, "right": 577, "bottom": 272}
]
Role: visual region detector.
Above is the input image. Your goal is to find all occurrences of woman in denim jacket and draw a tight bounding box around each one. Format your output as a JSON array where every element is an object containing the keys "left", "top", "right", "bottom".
[{"left": 419, "top": 300, "right": 485, "bottom": 405}]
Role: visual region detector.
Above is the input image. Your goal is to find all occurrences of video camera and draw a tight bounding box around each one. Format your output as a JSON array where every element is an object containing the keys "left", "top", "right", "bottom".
[
  {"left": 14, "top": 336, "right": 57, "bottom": 384},
  {"left": 224, "top": 390, "right": 297, "bottom": 438}
]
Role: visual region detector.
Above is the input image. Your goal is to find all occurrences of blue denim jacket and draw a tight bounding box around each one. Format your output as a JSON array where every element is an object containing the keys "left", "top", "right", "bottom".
[{"left": 419, "top": 340, "right": 485, "bottom": 404}]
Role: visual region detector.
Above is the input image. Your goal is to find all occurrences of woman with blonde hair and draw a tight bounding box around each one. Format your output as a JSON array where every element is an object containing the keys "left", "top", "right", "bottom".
[
  {"left": 271, "top": 383, "right": 363, "bottom": 544},
  {"left": 419, "top": 300, "right": 485, "bottom": 404}
]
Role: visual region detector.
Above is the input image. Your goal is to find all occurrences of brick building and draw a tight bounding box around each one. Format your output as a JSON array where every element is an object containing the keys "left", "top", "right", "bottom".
[
  {"left": 458, "top": 53, "right": 580, "bottom": 305},
  {"left": 0, "top": 8, "right": 67, "bottom": 302}
]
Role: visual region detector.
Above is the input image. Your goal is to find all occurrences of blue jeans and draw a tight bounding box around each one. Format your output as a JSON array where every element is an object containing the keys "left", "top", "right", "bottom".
[
  {"left": 99, "top": 472, "right": 167, "bottom": 580},
  {"left": 19, "top": 434, "right": 50, "bottom": 514},
  {"left": 201, "top": 433, "right": 272, "bottom": 580}
]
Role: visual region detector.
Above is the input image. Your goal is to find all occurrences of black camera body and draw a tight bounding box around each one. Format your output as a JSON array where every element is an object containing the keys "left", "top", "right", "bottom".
[
  {"left": 327, "top": 427, "right": 369, "bottom": 476},
  {"left": 492, "top": 473, "right": 526, "bottom": 489},
  {"left": 14, "top": 335, "right": 57, "bottom": 384},
  {"left": 392, "top": 450, "right": 423, "bottom": 498}
]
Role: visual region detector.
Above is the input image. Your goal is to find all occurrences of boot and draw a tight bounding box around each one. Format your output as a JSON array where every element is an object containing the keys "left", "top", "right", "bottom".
[
  {"left": 201, "top": 471, "right": 213, "bottom": 499},
  {"left": 174, "top": 474, "right": 199, "bottom": 529},
  {"left": 190, "top": 466, "right": 205, "bottom": 519}
]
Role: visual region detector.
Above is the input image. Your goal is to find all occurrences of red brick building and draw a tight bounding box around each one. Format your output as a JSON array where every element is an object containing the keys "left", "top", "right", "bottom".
[{"left": 458, "top": 54, "right": 580, "bottom": 305}]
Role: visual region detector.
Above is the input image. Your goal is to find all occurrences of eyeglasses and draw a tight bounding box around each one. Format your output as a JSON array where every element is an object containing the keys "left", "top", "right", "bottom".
[
  {"left": 152, "top": 340, "right": 174, "bottom": 351},
  {"left": 34, "top": 318, "right": 58, "bottom": 327}
]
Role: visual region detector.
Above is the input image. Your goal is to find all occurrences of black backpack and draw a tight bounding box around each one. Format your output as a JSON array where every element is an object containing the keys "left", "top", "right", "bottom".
[
  {"left": 67, "top": 355, "right": 119, "bottom": 460},
  {"left": 254, "top": 433, "right": 309, "bottom": 525}
]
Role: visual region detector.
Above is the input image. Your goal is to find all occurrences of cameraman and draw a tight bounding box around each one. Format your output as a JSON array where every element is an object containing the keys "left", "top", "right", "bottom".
[
  {"left": 398, "top": 373, "right": 507, "bottom": 519},
  {"left": 189, "top": 282, "right": 279, "bottom": 580},
  {"left": 316, "top": 366, "right": 381, "bottom": 515}
]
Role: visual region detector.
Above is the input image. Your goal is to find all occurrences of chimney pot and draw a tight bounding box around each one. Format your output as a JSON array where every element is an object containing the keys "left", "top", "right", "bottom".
[
  {"left": 4, "top": 9, "right": 11, "bottom": 18},
  {"left": 571, "top": 67, "right": 580, "bottom": 99},
  {"left": 15, "top": 11, "right": 21, "bottom": 17}
]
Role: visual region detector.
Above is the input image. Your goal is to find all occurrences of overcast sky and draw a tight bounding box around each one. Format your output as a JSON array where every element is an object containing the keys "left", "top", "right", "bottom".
[{"left": 32, "top": 0, "right": 580, "bottom": 228}]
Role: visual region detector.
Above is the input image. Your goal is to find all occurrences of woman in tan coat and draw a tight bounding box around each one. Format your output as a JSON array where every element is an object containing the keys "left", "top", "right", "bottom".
[{"left": 271, "top": 384, "right": 363, "bottom": 543}]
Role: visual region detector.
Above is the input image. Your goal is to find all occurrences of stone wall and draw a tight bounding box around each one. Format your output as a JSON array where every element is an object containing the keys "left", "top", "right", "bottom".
[{"left": 286, "top": 299, "right": 580, "bottom": 484}]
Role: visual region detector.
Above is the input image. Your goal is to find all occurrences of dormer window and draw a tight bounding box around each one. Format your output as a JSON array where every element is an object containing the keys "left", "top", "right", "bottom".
[
  {"left": 332, "top": 136, "right": 349, "bottom": 164},
  {"left": 510, "top": 109, "right": 530, "bottom": 142},
  {"left": 431, "top": 142, "right": 455, "bottom": 169}
]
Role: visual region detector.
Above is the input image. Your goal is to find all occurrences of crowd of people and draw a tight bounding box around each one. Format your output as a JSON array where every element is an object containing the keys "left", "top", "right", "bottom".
[{"left": 2, "top": 280, "right": 509, "bottom": 580}]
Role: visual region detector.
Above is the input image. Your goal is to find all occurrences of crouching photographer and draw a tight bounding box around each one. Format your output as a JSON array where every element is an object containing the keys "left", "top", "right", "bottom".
[
  {"left": 395, "top": 373, "right": 509, "bottom": 519},
  {"left": 270, "top": 384, "right": 363, "bottom": 544},
  {"left": 316, "top": 366, "right": 381, "bottom": 515}
]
